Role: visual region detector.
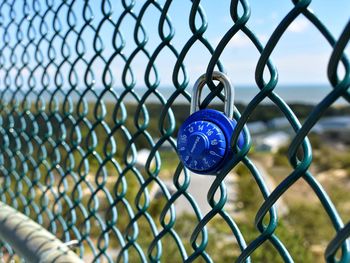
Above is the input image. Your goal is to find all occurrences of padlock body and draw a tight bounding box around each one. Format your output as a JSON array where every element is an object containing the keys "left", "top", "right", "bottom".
[{"left": 177, "top": 109, "right": 244, "bottom": 175}]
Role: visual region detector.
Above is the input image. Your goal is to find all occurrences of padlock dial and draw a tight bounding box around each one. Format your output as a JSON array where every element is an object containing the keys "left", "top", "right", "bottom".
[
  {"left": 177, "top": 109, "right": 245, "bottom": 175},
  {"left": 177, "top": 120, "right": 227, "bottom": 172}
]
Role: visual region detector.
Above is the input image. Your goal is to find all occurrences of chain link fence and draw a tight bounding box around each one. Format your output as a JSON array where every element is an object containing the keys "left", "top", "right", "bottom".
[{"left": 0, "top": 0, "right": 349, "bottom": 262}]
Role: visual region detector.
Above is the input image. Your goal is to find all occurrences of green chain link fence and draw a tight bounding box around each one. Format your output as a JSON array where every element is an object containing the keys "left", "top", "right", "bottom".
[{"left": 0, "top": 0, "right": 349, "bottom": 262}]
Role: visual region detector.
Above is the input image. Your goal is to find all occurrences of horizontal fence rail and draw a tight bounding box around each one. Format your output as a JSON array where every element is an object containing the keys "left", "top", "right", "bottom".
[
  {"left": 0, "top": 201, "right": 83, "bottom": 263},
  {"left": 0, "top": 0, "right": 349, "bottom": 262}
]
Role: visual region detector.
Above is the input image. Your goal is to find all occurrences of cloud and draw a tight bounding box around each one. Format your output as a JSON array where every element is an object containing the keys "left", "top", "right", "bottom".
[
  {"left": 211, "top": 33, "right": 251, "bottom": 49},
  {"left": 273, "top": 52, "right": 329, "bottom": 83},
  {"left": 216, "top": 32, "right": 269, "bottom": 49},
  {"left": 287, "top": 17, "right": 310, "bottom": 33},
  {"left": 228, "top": 33, "right": 252, "bottom": 47},
  {"left": 220, "top": 52, "right": 330, "bottom": 85},
  {"left": 257, "top": 34, "right": 269, "bottom": 45}
]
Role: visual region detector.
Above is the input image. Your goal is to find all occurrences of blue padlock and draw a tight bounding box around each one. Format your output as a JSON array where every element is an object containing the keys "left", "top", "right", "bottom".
[{"left": 177, "top": 71, "right": 244, "bottom": 175}]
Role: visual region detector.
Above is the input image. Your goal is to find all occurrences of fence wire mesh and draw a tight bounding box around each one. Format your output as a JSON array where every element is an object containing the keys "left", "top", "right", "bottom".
[{"left": 0, "top": 0, "right": 349, "bottom": 262}]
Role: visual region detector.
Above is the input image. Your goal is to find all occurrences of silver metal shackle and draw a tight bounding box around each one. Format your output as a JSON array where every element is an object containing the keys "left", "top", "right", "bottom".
[{"left": 190, "top": 71, "right": 235, "bottom": 119}]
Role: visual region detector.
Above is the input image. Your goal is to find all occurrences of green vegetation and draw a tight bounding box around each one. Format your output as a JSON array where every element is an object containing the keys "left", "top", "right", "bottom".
[
  {"left": 195, "top": 163, "right": 315, "bottom": 262},
  {"left": 1, "top": 101, "right": 350, "bottom": 261},
  {"left": 313, "top": 145, "right": 350, "bottom": 173},
  {"left": 256, "top": 133, "right": 350, "bottom": 262}
]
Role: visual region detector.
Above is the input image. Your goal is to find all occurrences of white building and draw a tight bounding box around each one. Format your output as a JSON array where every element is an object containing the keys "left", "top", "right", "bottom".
[
  {"left": 312, "top": 116, "right": 350, "bottom": 133},
  {"left": 256, "top": 131, "right": 290, "bottom": 153},
  {"left": 247, "top": 121, "right": 267, "bottom": 134},
  {"left": 312, "top": 116, "right": 350, "bottom": 143}
]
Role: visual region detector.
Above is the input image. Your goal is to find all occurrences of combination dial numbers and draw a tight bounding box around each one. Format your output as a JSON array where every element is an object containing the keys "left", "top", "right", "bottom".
[{"left": 177, "top": 120, "right": 227, "bottom": 172}]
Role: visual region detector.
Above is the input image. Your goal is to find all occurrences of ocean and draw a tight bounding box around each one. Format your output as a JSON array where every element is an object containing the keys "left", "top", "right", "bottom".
[{"left": 2, "top": 85, "right": 348, "bottom": 105}]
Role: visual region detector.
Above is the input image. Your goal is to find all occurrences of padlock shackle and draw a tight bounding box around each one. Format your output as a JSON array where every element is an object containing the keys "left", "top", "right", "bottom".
[{"left": 190, "top": 71, "right": 234, "bottom": 119}]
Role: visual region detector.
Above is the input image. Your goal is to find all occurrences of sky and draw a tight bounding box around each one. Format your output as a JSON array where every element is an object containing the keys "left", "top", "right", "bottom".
[
  {"left": 121, "top": 0, "right": 350, "bottom": 86},
  {"left": 1, "top": 0, "right": 349, "bottom": 91}
]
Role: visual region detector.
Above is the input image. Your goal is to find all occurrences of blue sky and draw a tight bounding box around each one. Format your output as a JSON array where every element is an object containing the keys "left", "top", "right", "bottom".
[
  {"left": 127, "top": 0, "right": 350, "bottom": 86},
  {"left": 103, "top": 0, "right": 350, "bottom": 86},
  {"left": 1, "top": 0, "right": 349, "bottom": 91}
]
